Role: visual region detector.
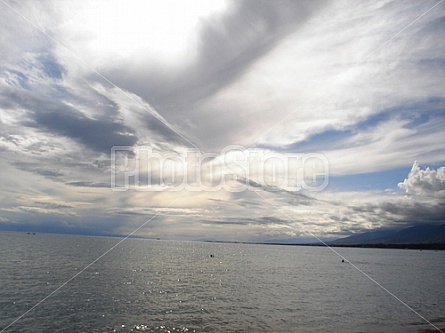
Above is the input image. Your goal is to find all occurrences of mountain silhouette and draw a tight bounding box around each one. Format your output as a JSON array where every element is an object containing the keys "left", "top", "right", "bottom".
[{"left": 333, "top": 224, "right": 445, "bottom": 245}]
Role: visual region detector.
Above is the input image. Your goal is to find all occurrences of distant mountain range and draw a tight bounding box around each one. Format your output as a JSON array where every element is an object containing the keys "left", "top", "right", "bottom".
[{"left": 332, "top": 224, "right": 445, "bottom": 245}]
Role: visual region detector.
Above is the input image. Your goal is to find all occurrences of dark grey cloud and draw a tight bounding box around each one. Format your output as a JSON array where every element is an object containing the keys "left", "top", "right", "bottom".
[
  {"left": 2, "top": 87, "right": 137, "bottom": 153},
  {"left": 29, "top": 109, "right": 137, "bottom": 153},
  {"left": 236, "top": 176, "right": 315, "bottom": 205},
  {"left": 34, "top": 201, "right": 73, "bottom": 209},
  {"left": 348, "top": 199, "right": 445, "bottom": 227},
  {"left": 13, "top": 161, "right": 64, "bottom": 178},
  {"left": 383, "top": 201, "right": 445, "bottom": 224},
  {"left": 2, "top": 65, "right": 190, "bottom": 156},
  {"left": 165, "top": 0, "right": 326, "bottom": 105}
]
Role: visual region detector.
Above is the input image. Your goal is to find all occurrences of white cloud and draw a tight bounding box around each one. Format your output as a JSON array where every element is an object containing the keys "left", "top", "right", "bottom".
[
  {"left": 323, "top": 116, "right": 445, "bottom": 175},
  {"left": 398, "top": 161, "right": 445, "bottom": 196},
  {"left": 196, "top": 0, "right": 445, "bottom": 151},
  {"left": 50, "top": 0, "right": 229, "bottom": 75}
]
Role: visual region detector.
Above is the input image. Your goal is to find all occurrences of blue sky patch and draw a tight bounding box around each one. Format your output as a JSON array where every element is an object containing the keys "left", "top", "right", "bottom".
[{"left": 39, "top": 54, "right": 63, "bottom": 79}]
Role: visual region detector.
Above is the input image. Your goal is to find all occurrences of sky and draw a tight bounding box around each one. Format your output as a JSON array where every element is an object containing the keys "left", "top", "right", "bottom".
[{"left": 0, "top": 0, "right": 444, "bottom": 242}]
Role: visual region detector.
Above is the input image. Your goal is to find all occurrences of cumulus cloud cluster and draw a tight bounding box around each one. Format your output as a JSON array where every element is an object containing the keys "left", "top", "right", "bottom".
[{"left": 398, "top": 161, "right": 445, "bottom": 196}]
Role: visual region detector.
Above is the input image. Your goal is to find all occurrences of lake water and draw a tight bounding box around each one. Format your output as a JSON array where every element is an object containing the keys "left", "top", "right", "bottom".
[{"left": 0, "top": 231, "right": 444, "bottom": 333}]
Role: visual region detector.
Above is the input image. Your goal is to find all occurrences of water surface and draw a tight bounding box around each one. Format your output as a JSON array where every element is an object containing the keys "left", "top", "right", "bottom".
[{"left": 0, "top": 232, "right": 444, "bottom": 332}]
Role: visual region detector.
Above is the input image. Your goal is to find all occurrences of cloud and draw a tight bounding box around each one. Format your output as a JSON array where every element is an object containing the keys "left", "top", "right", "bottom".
[
  {"left": 33, "top": 201, "right": 73, "bottom": 209},
  {"left": 321, "top": 113, "right": 445, "bottom": 175},
  {"left": 195, "top": 1, "right": 444, "bottom": 158},
  {"left": 13, "top": 162, "right": 64, "bottom": 178},
  {"left": 0, "top": 0, "right": 444, "bottom": 241},
  {"left": 318, "top": 162, "right": 445, "bottom": 231},
  {"left": 66, "top": 181, "right": 109, "bottom": 188},
  {"left": 1, "top": 85, "right": 137, "bottom": 153},
  {"left": 398, "top": 161, "right": 445, "bottom": 196},
  {"left": 61, "top": 0, "right": 329, "bottom": 150},
  {"left": 236, "top": 176, "right": 316, "bottom": 205}
]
